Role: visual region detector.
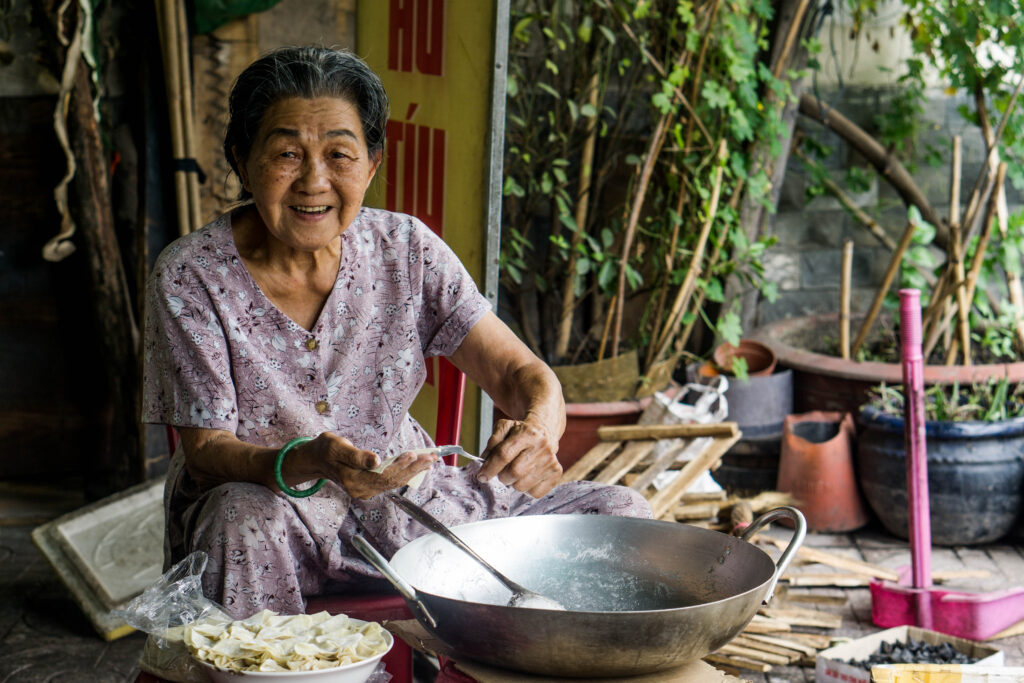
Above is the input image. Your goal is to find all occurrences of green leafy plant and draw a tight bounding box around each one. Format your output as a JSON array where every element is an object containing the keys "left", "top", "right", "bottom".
[
  {"left": 798, "top": 0, "right": 1024, "bottom": 366},
  {"left": 501, "top": 0, "right": 800, "bottom": 398},
  {"left": 866, "top": 378, "right": 1024, "bottom": 423}
]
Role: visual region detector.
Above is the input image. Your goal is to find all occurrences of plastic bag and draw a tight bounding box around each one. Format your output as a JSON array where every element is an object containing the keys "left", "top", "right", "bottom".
[
  {"left": 116, "top": 551, "right": 393, "bottom": 683},
  {"left": 637, "top": 377, "right": 729, "bottom": 492},
  {"left": 114, "top": 551, "right": 231, "bottom": 682}
]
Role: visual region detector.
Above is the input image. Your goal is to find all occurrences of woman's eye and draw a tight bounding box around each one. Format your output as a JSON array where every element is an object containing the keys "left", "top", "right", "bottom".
[
  {"left": 279, "top": 151, "right": 298, "bottom": 159},
  {"left": 331, "top": 151, "right": 352, "bottom": 160}
]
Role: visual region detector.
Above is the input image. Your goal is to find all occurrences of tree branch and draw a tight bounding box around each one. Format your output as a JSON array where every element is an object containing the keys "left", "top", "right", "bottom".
[{"left": 798, "top": 92, "right": 949, "bottom": 250}]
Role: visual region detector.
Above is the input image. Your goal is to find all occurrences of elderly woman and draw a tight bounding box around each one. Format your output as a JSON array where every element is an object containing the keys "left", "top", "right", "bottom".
[{"left": 143, "top": 46, "right": 651, "bottom": 618}]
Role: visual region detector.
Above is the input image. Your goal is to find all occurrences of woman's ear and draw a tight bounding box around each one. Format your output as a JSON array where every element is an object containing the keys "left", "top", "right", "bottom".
[
  {"left": 365, "top": 149, "right": 383, "bottom": 188},
  {"left": 232, "top": 146, "right": 249, "bottom": 191}
]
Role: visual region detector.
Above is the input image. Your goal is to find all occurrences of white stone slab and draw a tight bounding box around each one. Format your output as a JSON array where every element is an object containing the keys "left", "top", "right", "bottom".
[
  {"left": 31, "top": 478, "right": 166, "bottom": 640},
  {"left": 52, "top": 479, "right": 164, "bottom": 608}
]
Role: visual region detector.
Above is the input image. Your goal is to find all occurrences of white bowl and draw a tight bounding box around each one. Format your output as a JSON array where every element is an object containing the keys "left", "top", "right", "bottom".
[{"left": 195, "top": 629, "right": 393, "bottom": 683}]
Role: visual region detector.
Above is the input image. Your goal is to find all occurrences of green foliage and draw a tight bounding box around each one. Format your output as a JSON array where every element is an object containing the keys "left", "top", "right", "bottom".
[
  {"left": 502, "top": 0, "right": 790, "bottom": 367},
  {"left": 866, "top": 377, "right": 1024, "bottom": 422}
]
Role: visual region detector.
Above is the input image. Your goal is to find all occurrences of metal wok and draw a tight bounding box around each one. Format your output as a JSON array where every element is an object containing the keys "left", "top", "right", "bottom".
[{"left": 354, "top": 506, "right": 805, "bottom": 678}]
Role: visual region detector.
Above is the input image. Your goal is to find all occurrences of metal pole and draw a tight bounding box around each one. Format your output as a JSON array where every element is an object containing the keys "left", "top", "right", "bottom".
[
  {"left": 899, "top": 288, "right": 933, "bottom": 629},
  {"left": 478, "top": 0, "right": 510, "bottom": 448}
]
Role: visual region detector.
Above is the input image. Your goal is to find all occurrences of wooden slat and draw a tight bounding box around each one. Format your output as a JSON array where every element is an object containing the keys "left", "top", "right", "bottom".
[
  {"left": 558, "top": 441, "right": 620, "bottom": 484},
  {"left": 716, "top": 643, "right": 792, "bottom": 666},
  {"left": 772, "top": 632, "right": 834, "bottom": 650},
  {"left": 730, "top": 635, "right": 804, "bottom": 662},
  {"left": 764, "top": 537, "right": 899, "bottom": 581},
  {"left": 682, "top": 491, "right": 728, "bottom": 502},
  {"left": 592, "top": 440, "right": 656, "bottom": 484},
  {"left": 783, "top": 572, "right": 871, "bottom": 587},
  {"left": 628, "top": 439, "right": 691, "bottom": 491},
  {"left": 647, "top": 432, "right": 740, "bottom": 518},
  {"left": 743, "top": 615, "right": 791, "bottom": 633},
  {"left": 703, "top": 654, "right": 772, "bottom": 673},
  {"left": 739, "top": 633, "right": 818, "bottom": 657},
  {"left": 598, "top": 422, "right": 738, "bottom": 441},
  {"left": 758, "top": 607, "right": 842, "bottom": 629}
]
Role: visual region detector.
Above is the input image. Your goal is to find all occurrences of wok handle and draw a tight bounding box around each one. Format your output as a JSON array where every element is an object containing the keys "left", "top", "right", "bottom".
[
  {"left": 351, "top": 534, "right": 438, "bottom": 629},
  {"left": 740, "top": 506, "right": 807, "bottom": 605}
]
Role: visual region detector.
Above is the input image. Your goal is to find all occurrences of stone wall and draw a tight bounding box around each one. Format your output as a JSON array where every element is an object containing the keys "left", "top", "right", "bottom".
[{"left": 758, "top": 84, "right": 1024, "bottom": 326}]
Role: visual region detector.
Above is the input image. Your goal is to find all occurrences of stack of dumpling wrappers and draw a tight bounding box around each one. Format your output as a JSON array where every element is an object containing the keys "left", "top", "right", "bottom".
[{"left": 185, "top": 610, "right": 390, "bottom": 672}]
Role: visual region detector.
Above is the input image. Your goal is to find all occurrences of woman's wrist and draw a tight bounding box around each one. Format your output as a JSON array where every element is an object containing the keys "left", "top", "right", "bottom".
[{"left": 274, "top": 437, "right": 326, "bottom": 497}]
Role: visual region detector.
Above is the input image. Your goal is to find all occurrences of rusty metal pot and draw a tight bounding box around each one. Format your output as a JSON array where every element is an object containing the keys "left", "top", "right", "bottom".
[{"left": 353, "top": 507, "right": 804, "bottom": 677}]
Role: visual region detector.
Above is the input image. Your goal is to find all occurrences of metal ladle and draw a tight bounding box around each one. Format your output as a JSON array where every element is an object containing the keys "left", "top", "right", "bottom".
[{"left": 385, "top": 491, "right": 566, "bottom": 610}]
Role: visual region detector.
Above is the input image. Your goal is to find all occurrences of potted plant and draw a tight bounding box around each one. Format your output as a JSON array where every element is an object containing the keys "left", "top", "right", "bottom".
[
  {"left": 857, "top": 380, "right": 1024, "bottom": 545},
  {"left": 749, "top": 0, "right": 1024, "bottom": 413},
  {"left": 501, "top": 0, "right": 809, "bottom": 463}
]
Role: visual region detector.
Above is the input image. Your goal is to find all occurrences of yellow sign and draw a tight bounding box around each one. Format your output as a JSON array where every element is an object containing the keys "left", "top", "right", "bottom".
[{"left": 358, "top": 0, "right": 503, "bottom": 453}]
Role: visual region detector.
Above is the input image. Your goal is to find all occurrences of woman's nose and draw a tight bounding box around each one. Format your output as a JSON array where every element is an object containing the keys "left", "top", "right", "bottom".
[{"left": 296, "top": 158, "right": 331, "bottom": 193}]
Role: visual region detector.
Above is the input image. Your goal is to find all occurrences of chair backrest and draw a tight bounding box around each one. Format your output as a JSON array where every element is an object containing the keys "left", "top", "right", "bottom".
[{"left": 434, "top": 358, "right": 467, "bottom": 462}]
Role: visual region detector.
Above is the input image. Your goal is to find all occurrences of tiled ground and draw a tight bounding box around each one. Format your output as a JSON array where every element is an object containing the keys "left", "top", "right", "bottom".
[{"left": 4, "top": 485, "right": 1024, "bottom": 682}]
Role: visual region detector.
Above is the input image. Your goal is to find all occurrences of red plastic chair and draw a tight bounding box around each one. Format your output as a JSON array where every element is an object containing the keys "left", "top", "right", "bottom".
[
  {"left": 148, "top": 359, "right": 466, "bottom": 683},
  {"left": 305, "top": 358, "right": 466, "bottom": 683}
]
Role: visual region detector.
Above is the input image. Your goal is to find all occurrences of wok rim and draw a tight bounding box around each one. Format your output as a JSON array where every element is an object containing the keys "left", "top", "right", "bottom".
[{"left": 389, "top": 513, "right": 778, "bottom": 615}]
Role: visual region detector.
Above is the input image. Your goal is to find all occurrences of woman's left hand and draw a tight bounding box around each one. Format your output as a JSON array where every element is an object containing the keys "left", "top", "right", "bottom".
[{"left": 476, "top": 417, "right": 562, "bottom": 498}]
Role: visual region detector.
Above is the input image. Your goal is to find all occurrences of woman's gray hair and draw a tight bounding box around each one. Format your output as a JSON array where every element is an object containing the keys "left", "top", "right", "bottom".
[{"left": 224, "top": 46, "right": 389, "bottom": 198}]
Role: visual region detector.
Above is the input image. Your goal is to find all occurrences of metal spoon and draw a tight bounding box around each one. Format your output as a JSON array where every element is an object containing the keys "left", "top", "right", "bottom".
[{"left": 385, "top": 491, "right": 566, "bottom": 610}]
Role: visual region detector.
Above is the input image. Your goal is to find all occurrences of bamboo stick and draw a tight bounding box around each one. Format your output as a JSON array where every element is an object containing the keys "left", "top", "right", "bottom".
[
  {"left": 157, "top": 0, "right": 190, "bottom": 237},
  {"left": 851, "top": 220, "right": 917, "bottom": 357},
  {"left": 610, "top": 113, "right": 671, "bottom": 357},
  {"left": 645, "top": 180, "right": 688, "bottom": 370},
  {"left": 957, "top": 73, "right": 1024, "bottom": 240},
  {"left": 555, "top": 73, "right": 600, "bottom": 361},
  {"left": 772, "top": 0, "right": 812, "bottom": 80},
  {"left": 649, "top": 140, "right": 727, "bottom": 368},
  {"left": 949, "top": 136, "right": 970, "bottom": 364},
  {"left": 175, "top": 0, "right": 201, "bottom": 231},
  {"left": 924, "top": 163, "right": 1006, "bottom": 359},
  {"left": 595, "top": 294, "right": 616, "bottom": 362},
  {"left": 840, "top": 240, "right": 853, "bottom": 359}
]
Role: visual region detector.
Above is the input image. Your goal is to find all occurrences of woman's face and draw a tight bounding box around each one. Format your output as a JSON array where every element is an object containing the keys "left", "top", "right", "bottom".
[{"left": 238, "top": 96, "right": 380, "bottom": 251}]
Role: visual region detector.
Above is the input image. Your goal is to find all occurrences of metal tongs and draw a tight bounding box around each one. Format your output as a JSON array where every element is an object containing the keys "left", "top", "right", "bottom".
[{"left": 431, "top": 444, "right": 485, "bottom": 464}]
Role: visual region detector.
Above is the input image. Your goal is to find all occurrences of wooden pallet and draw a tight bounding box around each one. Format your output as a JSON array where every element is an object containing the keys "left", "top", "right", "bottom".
[{"left": 559, "top": 422, "right": 741, "bottom": 519}]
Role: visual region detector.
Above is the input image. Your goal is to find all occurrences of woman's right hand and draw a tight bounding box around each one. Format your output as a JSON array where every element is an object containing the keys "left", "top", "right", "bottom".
[{"left": 298, "top": 433, "right": 438, "bottom": 499}]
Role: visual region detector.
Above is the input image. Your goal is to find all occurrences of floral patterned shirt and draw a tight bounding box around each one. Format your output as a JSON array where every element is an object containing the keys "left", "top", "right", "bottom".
[{"left": 142, "top": 207, "right": 491, "bottom": 457}]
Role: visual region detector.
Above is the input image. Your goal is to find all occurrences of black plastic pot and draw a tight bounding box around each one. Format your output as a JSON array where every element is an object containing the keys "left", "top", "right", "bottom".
[{"left": 857, "top": 406, "right": 1024, "bottom": 545}]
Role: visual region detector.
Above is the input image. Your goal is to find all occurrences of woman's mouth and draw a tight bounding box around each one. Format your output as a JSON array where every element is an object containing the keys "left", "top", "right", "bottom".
[{"left": 291, "top": 205, "right": 331, "bottom": 215}]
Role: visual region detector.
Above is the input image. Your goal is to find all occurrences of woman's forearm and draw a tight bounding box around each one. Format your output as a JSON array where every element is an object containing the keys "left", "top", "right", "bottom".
[{"left": 177, "top": 428, "right": 323, "bottom": 491}]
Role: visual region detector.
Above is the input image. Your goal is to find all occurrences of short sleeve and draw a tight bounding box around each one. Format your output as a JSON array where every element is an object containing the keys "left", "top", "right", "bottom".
[
  {"left": 410, "top": 221, "right": 491, "bottom": 358},
  {"left": 141, "top": 254, "right": 239, "bottom": 432}
]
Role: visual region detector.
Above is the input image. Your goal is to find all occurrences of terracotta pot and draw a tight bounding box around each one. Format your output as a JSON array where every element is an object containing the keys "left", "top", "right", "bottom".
[
  {"left": 558, "top": 396, "right": 653, "bottom": 469},
  {"left": 712, "top": 339, "right": 777, "bottom": 377},
  {"left": 751, "top": 314, "right": 1024, "bottom": 414},
  {"left": 777, "top": 411, "right": 868, "bottom": 533}
]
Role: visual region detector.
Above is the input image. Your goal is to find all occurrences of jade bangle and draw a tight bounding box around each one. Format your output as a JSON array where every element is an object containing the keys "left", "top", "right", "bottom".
[{"left": 274, "top": 436, "right": 325, "bottom": 498}]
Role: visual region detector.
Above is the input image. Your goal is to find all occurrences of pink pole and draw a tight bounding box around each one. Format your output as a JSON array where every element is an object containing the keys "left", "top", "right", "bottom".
[{"left": 899, "top": 289, "right": 933, "bottom": 627}]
